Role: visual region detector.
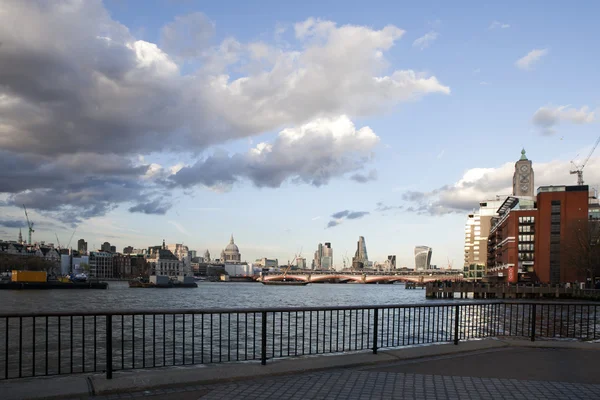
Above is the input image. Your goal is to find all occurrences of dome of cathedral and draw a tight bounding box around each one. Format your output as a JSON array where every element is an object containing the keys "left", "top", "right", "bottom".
[{"left": 224, "top": 235, "right": 239, "bottom": 253}]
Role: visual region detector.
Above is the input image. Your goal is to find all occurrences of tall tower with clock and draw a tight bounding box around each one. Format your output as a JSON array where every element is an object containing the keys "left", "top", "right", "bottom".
[{"left": 513, "top": 149, "right": 534, "bottom": 196}]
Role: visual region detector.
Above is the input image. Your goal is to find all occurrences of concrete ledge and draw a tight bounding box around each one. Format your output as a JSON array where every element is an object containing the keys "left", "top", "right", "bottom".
[
  {"left": 2, "top": 374, "right": 90, "bottom": 400},
  {"left": 6, "top": 338, "right": 600, "bottom": 400}
]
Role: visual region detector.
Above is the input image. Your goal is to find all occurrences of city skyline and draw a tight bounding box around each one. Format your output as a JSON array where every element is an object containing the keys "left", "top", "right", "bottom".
[{"left": 1, "top": 1, "right": 600, "bottom": 268}]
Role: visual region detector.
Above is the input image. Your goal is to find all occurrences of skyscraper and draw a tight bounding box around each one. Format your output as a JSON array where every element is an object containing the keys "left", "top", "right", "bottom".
[
  {"left": 322, "top": 242, "right": 333, "bottom": 270},
  {"left": 77, "top": 238, "right": 87, "bottom": 254},
  {"left": 313, "top": 243, "right": 323, "bottom": 270},
  {"left": 352, "top": 236, "right": 369, "bottom": 269},
  {"left": 414, "top": 246, "right": 432, "bottom": 270}
]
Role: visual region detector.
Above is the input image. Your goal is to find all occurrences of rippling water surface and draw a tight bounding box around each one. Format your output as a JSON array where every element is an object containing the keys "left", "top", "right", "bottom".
[{"left": 0, "top": 281, "right": 429, "bottom": 312}]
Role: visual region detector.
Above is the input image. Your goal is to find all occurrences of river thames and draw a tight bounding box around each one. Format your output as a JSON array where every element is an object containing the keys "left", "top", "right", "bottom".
[{"left": 0, "top": 282, "right": 433, "bottom": 313}]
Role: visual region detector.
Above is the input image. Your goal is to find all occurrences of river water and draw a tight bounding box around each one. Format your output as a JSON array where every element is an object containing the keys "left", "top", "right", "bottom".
[{"left": 0, "top": 281, "right": 431, "bottom": 313}]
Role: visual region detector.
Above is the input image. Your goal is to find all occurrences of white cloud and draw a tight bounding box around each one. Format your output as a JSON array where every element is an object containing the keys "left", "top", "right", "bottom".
[
  {"left": 515, "top": 48, "right": 548, "bottom": 70},
  {"left": 0, "top": 1, "right": 450, "bottom": 223},
  {"left": 413, "top": 31, "right": 439, "bottom": 50},
  {"left": 170, "top": 115, "right": 380, "bottom": 189},
  {"left": 403, "top": 156, "right": 600, "bottom": 215},
  {"left": 311, "top": 216, "right": 321, "bottom": 221},
  {"left": 479, "top": 81, "right": 489, "bottom": 85},
  {"left": 489, "top": 21, "right": 510, "bottom": 30},
  {"left": 532, "top": 105, "right": 595, "bottom": 135}
]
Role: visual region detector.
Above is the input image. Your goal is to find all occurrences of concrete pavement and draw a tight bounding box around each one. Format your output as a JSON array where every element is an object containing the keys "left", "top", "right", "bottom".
[{"left": 3, "top": 339, "right": 600, "bottom": 399}]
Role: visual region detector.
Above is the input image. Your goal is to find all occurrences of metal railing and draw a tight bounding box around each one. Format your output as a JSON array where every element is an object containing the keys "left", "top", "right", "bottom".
[{"left": 1, "top": 302, "right": 598, "bottom": 380}]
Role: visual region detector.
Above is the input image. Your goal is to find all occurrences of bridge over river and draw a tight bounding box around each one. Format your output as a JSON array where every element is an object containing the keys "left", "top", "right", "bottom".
[{"left": 261, "top": 272, "right": 463, "bottom": 284}]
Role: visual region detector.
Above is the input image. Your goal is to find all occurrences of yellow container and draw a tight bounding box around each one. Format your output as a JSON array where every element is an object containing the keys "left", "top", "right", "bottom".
[{"left": 11, "top": 270, "right": 47, "bottom": 283}]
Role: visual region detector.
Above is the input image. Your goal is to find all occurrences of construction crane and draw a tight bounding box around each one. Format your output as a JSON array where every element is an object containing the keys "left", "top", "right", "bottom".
[
  {"left": 570, "top": 135, "right": 600, "bottom": 185},
  {"left": 23, "top": 205, "right": 34, "bottom": 245},
  {"left": 282, "top": 253, "right": 300, "bottom": 278},
  {"left": 66, "top": 228, "right": 77, "bottom": 250},
  {"left": 447, "top": 257, "right": 454, "bottom": 270},
  {"left": 55, "top": 233, "right": 62, "bottom": 249}
]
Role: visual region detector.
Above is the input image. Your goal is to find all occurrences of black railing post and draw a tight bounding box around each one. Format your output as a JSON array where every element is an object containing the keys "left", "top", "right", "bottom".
[
  {"left": 106, "top": 314, "right": 113, "bottom": 379},
  {"left": 261, "top": 311, "right": 267, "bottom": 365},
  {"left": 372, "top": 308, "right": 379, "bottom": 354},
  {"left": 530, "top": 304, "right": 536, "bottom": 342},
  {"left": 453, "top": 305, "right": 460, "bottom": 345}
]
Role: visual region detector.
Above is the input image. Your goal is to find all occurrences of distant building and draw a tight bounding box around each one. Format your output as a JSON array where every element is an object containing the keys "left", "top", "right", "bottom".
[
  {"left": 89, "top": 251, "right": 113, "bottom": 279},
  {"left": 101, "top": 242, "right": 111, "bottom": 253},
  {"left": 414, "top": 246, "right": 432, "bottom": 270},
  {"left": 77, "top": 239, "right": 88, "bottom": 254},
  {"left": 464, "top": 199, "right": 506, "bottom": 274},
  {"left": 322, "top": 242, "right": 333, "bottom": 270},
  {"left": 203, "top": 249, "right": 211, "bottom": 262},
  {"left": 112, "top": 253, "right": 131, "bottom": 278},
  {"left": 296, "top": 257, "right": 307, "bottom": 270},
  {"left": 255, "top": 258, "right": 278, "bottom": 268},
  {"left": 123, "top": 246, "right": 134, "bottom": 254},
  {"left": 352, "top": 236, "right": 369, "bottom": 269},
  {"left": 513, "top": 149, "right": 535, "bottom": 197},
  {"left": 110, "top": 245, "right": 116, "bottom": 253},
  {"left": 147, "top": 240, "right": 183, "bottom": 276},
  {"left": 189, "top": 250, "right": 197, "bottom": 259},
  {"left": 387, "top": 255, "right": 397, "bottom": 270},
  {"left": 167, "top": 243, "right": 192, "bottom": 275},
  {"left": 220, "top": 235, "right": 242, "bottom": 263},
  {"left": 130, "top": 255, "right": 149, "bottom": 277},
  {"left": 313, "top": 243, "right": 323, "bottom": 270}
]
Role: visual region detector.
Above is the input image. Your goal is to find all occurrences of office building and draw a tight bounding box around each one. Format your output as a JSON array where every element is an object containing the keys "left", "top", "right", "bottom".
[
  {"left": 89, "top": 251, "right": 113, "bottom": 279},
  {"left": 352, "top": 236, "right": 369, "bottom": 269},
  {"left": 77, "top": 239, "right": 87, "bottom": 254},
  {"left": 414, "top": 246, "right": 432, "bottom": 270},
  {"left": 123, "top": 246, "right": 134, "bottom": 254},
  {"left": 387, "top": 255, "right": 396, "bottom": 270},
  {"left": 254, "top": 258, "right": 278, "bottom": 268},
  {"left": 313, "top": 243, "right": 323, "bottom": 270},
  {"left": 296, "top": 257, "right": 307, "bottom": 270},
  {"left": 487, "top": 185, "right": 592, "bottom": 283},
  {"left": 322, "top": 242, "right": 333, "bottom": 270}
]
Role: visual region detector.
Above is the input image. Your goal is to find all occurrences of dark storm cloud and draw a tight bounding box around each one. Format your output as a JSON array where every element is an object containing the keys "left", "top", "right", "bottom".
[
  {"left": 129, "top": 200, "right": 171, "bottom": 215},
  {"left": 0, "top": 219, "right": 25, "bottom": 228}
]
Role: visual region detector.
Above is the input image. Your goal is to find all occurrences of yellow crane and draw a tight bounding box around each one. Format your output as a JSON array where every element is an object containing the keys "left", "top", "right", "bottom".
[{"left": 570, "top": 135, "right": 600, "bottom": 185}]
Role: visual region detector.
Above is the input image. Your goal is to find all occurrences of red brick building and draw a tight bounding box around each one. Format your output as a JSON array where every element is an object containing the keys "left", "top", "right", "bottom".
[{"left": 487, "top": 185, "right": 591, "bottom": 284}]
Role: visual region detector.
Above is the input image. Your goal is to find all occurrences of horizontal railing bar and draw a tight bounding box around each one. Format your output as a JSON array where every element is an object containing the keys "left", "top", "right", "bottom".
[{"left": 1, "top": 300, "right": 599, "bottom": 318}]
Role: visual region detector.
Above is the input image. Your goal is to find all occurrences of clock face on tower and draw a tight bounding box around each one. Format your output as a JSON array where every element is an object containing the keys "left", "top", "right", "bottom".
[{"left": 520, "top": 164, "right": 529, "bottom": 173}]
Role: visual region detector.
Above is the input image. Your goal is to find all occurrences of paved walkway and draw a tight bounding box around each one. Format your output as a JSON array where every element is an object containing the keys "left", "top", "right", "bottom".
[
  {"left": 5, "top": 340, "right": 600, "bottom": 400},
  {"left": 84, "top": 347, "right": 600, "bottom": 400}
]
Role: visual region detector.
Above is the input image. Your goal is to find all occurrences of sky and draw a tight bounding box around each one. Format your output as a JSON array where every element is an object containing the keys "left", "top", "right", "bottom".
[{"left": 1, "top": 0, "right": 599, "bottom": 268}]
